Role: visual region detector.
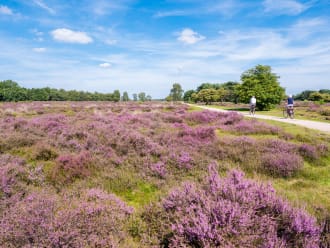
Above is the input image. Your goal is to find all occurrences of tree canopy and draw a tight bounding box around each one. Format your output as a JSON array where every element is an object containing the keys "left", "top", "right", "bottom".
[
  {"left": 0, "top": 80, "right": 131, "bottom": 102},
  {"left": 168, "top": 83, "right": 184, "bottom": 101},
  {"left": 236, "top": 65, "right": 285, "bottom": 110}
]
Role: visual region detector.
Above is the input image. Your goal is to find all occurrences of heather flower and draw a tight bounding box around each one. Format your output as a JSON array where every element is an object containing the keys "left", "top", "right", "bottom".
[
  {"left": 161, "top": 164, "right": 320, "bottom": 247},
  {"left": 299, "top": 144, "right": 318, "bottom": 161},
  {"left": 0, "top": 189, "right": 133, "bottom": 247},
  {"left": 150, "top": 161, "right": 167, "bottom": 178},
  {"left": 261, "top": 151, "right": 303, "bottom": 177}
]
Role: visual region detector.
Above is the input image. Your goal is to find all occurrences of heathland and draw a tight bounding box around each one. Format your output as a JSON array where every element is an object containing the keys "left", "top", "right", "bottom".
[{"left": 0, "top": 101, "right": 329, "bottom": 247}]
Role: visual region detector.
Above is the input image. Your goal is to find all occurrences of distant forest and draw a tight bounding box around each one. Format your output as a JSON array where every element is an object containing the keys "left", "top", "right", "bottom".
[{"left": 0, "top": 80, "right": 151, "bottom": 102}]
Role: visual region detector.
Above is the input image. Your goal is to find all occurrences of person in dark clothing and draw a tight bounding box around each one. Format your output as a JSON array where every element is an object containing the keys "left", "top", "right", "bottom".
[{"left": 287, "top": 94, "right": 294, "bottom": 107}]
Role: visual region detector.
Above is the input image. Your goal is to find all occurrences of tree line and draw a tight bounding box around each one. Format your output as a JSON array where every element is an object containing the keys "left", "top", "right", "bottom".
[
  {"left": 0, "top": 80, "right": 152, "bottom": 102},
  {"left": 295, "top": 89, "right": 330, "bottom": 103},
  {"left": 179, "top": 64, "right": 329, "bottom": 110}
]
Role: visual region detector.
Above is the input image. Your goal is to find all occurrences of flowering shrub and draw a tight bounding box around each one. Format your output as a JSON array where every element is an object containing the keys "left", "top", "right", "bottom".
[
  {"left": 161, "top": 164, "right": 320, "bottom": 247},
  {"left": 0, "top": 189, "right": 133, "bottom": 247},
  {"left": 0, "top": 155, "right": 27, "bottom": 198},
  {"left": 261, "top": 151, "right": 304, "bottom": 177},
  {"left": 299, "top": 144, "right": 319, "bottom": 161},
  {"left": 51, "top": 151, "right": 93, "bottom": 184}
]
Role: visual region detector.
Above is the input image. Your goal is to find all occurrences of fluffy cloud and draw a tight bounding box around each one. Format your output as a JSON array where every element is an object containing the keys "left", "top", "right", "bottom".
[
  {"left": 51, "top": 28, "right": 93, "bottom": 44},
  {"left": 0, "top": 5, "right": 13, "bottom": 15},
  {"left": 263, "top": 0, "right": 309, "bottom": 15},
  {"left": 177, "top": 28, "right": 205, "bottom": 44},
  {"left": 33, "top": 47, "right": 46, "bottom": 52},
  {"left": 99, "top": 62, "right": 111, "bottom": 68}
]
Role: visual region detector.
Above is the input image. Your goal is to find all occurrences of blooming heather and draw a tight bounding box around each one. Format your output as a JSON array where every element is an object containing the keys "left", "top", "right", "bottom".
[{"left": 162, "top": 164, "right": 320, "bottom": 247}]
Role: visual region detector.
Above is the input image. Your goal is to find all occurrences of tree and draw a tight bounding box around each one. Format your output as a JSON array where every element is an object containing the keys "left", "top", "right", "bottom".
[
  {"left": 138, "top": 92, "right": 146, "bottom": 102},
  {"left": 221, "top": 81, "right": 240, "bottom": 103},
  {"left": 295, "top": 90, "right": 315, "bottom": 101},
  {"left": 122, "top": 91, "right": 130, "bottom": 101},
  {"left": 236, "top": 65, "right": 285, "bottom": 110},
  {"left": 146, "top": 95, "right": 152, "bottom": 101},
  {"left": 112, "top": 90, "right": 120, "bottom": 102},
  {"left": 196, "top": 83, "right": 221, "bottom": 91},
  {"left": 168, "top": 83, "right": 183, "bottom": 101},
  {"left": 133, "top": 93, "right": 138, "bottom": 101},
  {"left": 183, "top": 90, "right": 195, "bottom": 102}
]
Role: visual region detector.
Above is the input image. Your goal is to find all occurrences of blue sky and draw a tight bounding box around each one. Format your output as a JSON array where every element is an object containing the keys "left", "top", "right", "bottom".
[{"left": 0, "top": 0, "right": 329, "bottom": 98}]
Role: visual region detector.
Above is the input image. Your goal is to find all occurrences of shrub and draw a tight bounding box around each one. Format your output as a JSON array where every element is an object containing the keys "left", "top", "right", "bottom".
[
  {"left": 160, "top": 164, "right": 320, "bottom": 247},
  {"left": 261, "top": 151, "right": 303, "bottom": 177},
  {"left": 32, "top": 143, "right": 58, "bottom": 161},
  {"left": 299, "top": 144, "right": 318, "bottom": 161},
  {"left": 51, "top": 151, "right": 93, "bottom": 184},
  {"left": 0, "top": 189, "right": 133, "bottom": 247},
  {"left": 0, "top": 155, "right": 27, "bottom": 198}
]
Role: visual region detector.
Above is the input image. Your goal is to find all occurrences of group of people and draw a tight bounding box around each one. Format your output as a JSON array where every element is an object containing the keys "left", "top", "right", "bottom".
[{"left": 249, "top": 95, "right": 294, "bottom": 113}]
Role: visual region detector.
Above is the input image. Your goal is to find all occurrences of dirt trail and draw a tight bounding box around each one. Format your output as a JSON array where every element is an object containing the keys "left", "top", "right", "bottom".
[{"left": 191, "top": 104, "right": 330, "bottom": 134}]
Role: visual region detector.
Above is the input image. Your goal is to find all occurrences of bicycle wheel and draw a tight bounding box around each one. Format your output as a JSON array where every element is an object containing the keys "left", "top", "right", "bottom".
[{"left": 289, "top": 110, "right": 294, "bottom": 119}]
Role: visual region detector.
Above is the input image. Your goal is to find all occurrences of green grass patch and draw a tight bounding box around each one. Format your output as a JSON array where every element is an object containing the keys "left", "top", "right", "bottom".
[{"left": 101, "top": 170, "right": 160, "bottom": 208}]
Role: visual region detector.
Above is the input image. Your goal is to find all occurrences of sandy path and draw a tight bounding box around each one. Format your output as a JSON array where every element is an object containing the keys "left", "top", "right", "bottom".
[{"left": 190, "top": 104, "right": 330, "bottom": 133}]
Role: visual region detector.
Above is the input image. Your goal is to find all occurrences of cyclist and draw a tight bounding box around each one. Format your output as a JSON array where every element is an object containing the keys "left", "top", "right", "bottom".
[
  {"left": 287, "top": 94, "right": 294, "bottom": 108},
  {"left": 249, "top": 96, "right": 256, "bottom": 115},
  {"left": 286, "top": 94, "right": 294, "bottom": 118}
]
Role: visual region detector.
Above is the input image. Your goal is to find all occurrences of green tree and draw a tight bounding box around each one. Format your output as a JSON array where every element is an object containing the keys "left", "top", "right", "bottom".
[
  {"left": 195, "top": 89, "right": 218, "bottom": 104},
  {"left": 221, "top": 81, "right": 240, "bottom": 102},
  {"left": 236, "top": 65, "right": 285, "bottom": 110},
  {"left": 122, "top": 91, "right": 130, "bottom": 101},
  {"left": 196, "top": 83, "right": 221, "bottom": 91},
  {"left": 133, "top": 93, "right": 138, "bottom": 101},
  {"left": 146, "top": 95, "right": 152, "bottom": 101},
  {"left": 295, "top": 90, "right": 315, "bottom": 101},
  {"left": 138, "top": 92, "right": 146, "bottom": 102},
  {"left": 168, "top": 83, "right": 184, "bottom": 101},
  {"left": 112, "top": 90, "right": 121, "bottom": 102},
  {"left": 183, "top": 90, "right": 195, "bottom": 102}
]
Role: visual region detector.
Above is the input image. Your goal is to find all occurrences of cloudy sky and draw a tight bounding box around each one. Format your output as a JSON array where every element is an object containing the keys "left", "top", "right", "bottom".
[{"left": 0, "top": 0, "right": 329, "bottom": 98}]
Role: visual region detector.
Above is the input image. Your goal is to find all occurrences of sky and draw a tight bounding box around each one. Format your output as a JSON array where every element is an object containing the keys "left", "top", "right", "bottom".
[{"left": 0, "top": 0, "right": 329, "bottom": 99}]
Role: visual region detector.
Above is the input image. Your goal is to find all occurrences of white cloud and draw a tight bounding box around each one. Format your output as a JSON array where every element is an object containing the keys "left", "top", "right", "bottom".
[
  {"left": 177, "top": 28, "right": 205, "bottom": 44},
  {"left": 33, "top": 0, "right": 56, "bottom": 15},
  {"left": 51, "top": 28, "right": 93, "bottom": 44},
  {"left": 0, "top": 5, "right": 13, "bottom": 15},
  {"left": 263, "top": 0, "right": 310, "bottom": 15},
  {"left": 99, "top": 62, "right": 111, "bottom": 68},
  {"left": 33, "top": 47, "right": 46, "bottom": 52}
]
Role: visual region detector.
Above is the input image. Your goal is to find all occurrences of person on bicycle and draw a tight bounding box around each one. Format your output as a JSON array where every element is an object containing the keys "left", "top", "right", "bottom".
[
  {"left": 287, "top": 94, "right": 294, "bottom": 108},
  {"left": 250, "top": 96, "right": 256, "bottom": 114}
]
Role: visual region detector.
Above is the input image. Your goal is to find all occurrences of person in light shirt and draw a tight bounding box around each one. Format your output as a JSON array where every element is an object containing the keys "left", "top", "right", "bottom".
[
  {"left": 249, "top": 96, "right": 256, "bottom": 115},
  {"left": 250, "top": 96, "right": 256, "bottom": 107}
]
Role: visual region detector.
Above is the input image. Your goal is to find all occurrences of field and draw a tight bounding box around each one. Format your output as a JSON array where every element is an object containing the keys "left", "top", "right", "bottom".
[{"left": 0, "top": 101, "right": 329, "bottom": 247}]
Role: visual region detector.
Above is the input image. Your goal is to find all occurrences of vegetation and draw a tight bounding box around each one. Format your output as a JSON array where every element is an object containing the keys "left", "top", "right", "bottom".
[
  {"left": 166, "top": 83, "right": 184, "bottom": 101},
  {"left": 0, "top": 80, "right": 154, "bottom": 102},
  {"left": 0, "top": 101, "right": 329, "bottom": 247},
  {"left": 184, "top": 65, "right": 286, "bottom": 109},
  {"left": 236, "top": 65, "right": 285, "bottom": 110}
]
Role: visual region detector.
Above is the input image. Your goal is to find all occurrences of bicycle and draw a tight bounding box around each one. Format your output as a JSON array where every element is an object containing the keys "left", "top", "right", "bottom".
[
  {"left": 283, "top": 105, "right": 294, "bottom": 119},
  {"left": 249, "top": 104, "right": 256, "bottom": 116}
]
